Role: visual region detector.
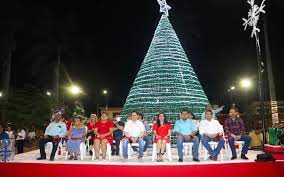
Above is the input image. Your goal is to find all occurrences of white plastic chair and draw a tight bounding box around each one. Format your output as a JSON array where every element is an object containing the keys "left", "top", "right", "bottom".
[
  {"left": 91, "top": 143, "right": 112, "bottom": 160},
  {"left": 151, "top": 143, "right": 172, "bottom": 161},
  {"left": 226, "top": 141, "right": 245, "bottom": 158},
  {"left": 183, "top": 142, "right": 194, "bottom": 158}
]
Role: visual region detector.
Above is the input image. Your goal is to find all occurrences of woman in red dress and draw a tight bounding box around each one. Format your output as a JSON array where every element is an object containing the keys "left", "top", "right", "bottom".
[
  {"left": 93, "top": 112, "right": 114, "bottom": 160},
  {"left": 152, "top": 113, "right": 172, "bottom": 162}
]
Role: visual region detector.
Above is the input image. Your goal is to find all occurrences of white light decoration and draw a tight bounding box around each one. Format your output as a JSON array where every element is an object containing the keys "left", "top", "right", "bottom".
[
  {"left": 157, "top": 0, "right": 171, "bottom": 17},
  {"left": 121, "top": 13, "right": 209, "bottom": 121},
  {"left": 242, "top": 0, "right": 266, "bottom": 52}
]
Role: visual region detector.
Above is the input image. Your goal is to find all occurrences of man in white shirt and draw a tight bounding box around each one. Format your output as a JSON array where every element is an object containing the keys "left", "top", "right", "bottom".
[
  {"left": 16, "top": 128, "right": 26, "bottom": 154},
  {"left": 201, "top": 104, "right": 224, "bottom": 120},
  {"left": 200, "top": 110, "right": 225, "bottom": 161},
  {"left": 122, "top": 111, "right": 146, "bottom": 160}
]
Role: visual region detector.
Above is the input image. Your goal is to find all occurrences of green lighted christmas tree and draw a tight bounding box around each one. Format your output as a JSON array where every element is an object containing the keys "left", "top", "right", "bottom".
[{"left": 121, "top": 1, "right": 208, "bottom": 120}]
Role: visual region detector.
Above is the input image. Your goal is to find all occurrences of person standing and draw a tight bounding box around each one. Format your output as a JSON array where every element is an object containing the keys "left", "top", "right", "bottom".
[
  {"left": 15, "top": 128, "right": 26, "bottom": 154},
  {"left": 224, "top": 108, "right": 251, "bottom": 160},
  {"left": 173, "top": 109, "right": 200, "bottom": 162},
  {"left": 37, "top": 111, "right": 67, "bottom": 161},
  {"left": 0, "top": 124, "right": 9, "bottom": 140},
  {"left": 201, "top": 104, "right": 224, "bottom": 120}
]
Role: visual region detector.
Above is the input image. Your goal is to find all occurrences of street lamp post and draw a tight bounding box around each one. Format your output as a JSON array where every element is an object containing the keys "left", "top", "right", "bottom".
[
  {"left": 103, "top": 90, "right": 108, "bottom": 110},
  {"left": 228, "top": 86, "right": 235, "bottom": 103},
  {"left": 240, "top": 79, "right": 252, "bottom": 113}
]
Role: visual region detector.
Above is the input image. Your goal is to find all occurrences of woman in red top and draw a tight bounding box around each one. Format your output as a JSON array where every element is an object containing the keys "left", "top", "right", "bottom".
[
  {"left": 93, "top": 112, "right": 114, "bottom": 160},
  {"left": 152, "top": 113, "right": 172, "bottom": 162}
]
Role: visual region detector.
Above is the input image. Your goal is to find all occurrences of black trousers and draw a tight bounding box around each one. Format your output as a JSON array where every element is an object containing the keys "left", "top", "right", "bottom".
[
  {"left": 16, "top": 140, "right": 25, "bottom": 154},
  {"left": 111, "top": 136, "right": 123, "bottom": 155},
  {"left": 39, "top": 136, "right": 59, "bottom": 159}
]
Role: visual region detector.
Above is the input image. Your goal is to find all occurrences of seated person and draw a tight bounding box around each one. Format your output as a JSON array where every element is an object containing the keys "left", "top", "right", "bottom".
[
  {"left": 66, "top": 116, "right": 87, "bottom": 160},
  {"left": 86, "top": 113, "right": 97, "bottom": 155},
  {"left": 152, "top": 113, "right": 172, "bottom": 162},
  {"left": 37, "top": 111, "right": 67, "bottom": 161},
  {"left": 122, "top": 111, "right": 145, "bottom": 160},
  {"left": 93, "top": 112, "right": 114, "bottom": 161},
  {"left": 200, "top": 110, "right": 225, "bottom": 161},
  {"left": 224, "top": 108, "right": 251, "bottom": 160},
  {"left": 173, "top": 109, "right": 200, "bottom": 162},
  {"left": 249, "top": 128, "right": 263, "bottom": 149},
  {"left": 111, "top": 115, "right": 124, "bottom": 156}
]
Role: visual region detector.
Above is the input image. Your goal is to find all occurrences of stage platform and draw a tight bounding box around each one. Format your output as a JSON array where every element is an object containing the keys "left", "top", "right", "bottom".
[{"left": 1, "top": 149, "right": 284, "bottom": 177}]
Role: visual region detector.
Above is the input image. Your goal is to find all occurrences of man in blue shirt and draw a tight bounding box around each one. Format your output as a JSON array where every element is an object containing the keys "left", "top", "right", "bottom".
[
  {"left": 0, "top": 124, "right": 9, "bottom": 140},
  {"left": 37, "top": 111, "right": 67, "bottom": 161},
  {"left": 173, "top": 110, "right": 200, "bottom": 162}
]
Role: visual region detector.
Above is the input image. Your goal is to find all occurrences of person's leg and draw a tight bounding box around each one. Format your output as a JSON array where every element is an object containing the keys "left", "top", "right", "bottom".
[
  {"left": 39, "top": 136, "right": 52, "bottom": 158},
  {"left": 50, "top": 140, "right": 60, "bottom": 159},
  {"left": 213, "top": 138, "right": 225, "bottom": 156},
  {"left": 101, "top": 139, "right": 108, "bottom": 160},
  {"left": 156, "top": 139, "right": 162, "bottom": 153},
  {"left": 176, "top": 136, "right": 184, "bottom": 160},
  {"left": 122, "top": 138, "right": 130, "bottom": 159},
  {"left": 19, "top": 140, "right": 25, "bottom": 153},
  {"left": 228, "top": 136, "right": 237, "bottom": 157},
  {"left": 239, "top": 135, "right": 251, "bottom": 155},
  {"left": 115, "top": 137, "right": 122, "bottom": 155},
  {"left": 189, "top": 136, "right": 199, "bottom": 159},
  {"left": 201, "top": 135, "right": 215, "bottom": 157},
  {"left": 94, "top": 139, "right": 101, "bottom": 160},
  {"left": 160, "top": 139, "right": 167, "bottom": 161},
  {"left": 138, "top": 138, "right": 145, "bottom": 159},
  {"left": 143, "top": 134, "right": 152, "bottom": 152}
]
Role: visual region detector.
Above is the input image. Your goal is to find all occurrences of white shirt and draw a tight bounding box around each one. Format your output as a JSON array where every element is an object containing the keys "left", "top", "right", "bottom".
[
  {"left": 199, "top": 119, "right": 223, "bottom": 135},
  {"left": 124, "top": 120, "right": 145, "bottom": 138},
  {"left": 6, "top": 131, "right": 15, "bottom": 139},
  {"left": 16, "top": 129, "right": 26, "bottom": 140},
  {"left": 28, "top": 131, "right": 36, "bottom": 139}
]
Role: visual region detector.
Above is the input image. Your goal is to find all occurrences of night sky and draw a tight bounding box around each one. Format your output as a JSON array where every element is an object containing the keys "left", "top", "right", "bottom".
[{"left": 1, "top": 0, "right": 283, "bottom": 112}]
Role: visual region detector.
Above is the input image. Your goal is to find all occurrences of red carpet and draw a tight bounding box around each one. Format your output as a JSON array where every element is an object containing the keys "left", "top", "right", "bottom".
[{"left": 1, "top": 162, "right": 284, "bottom": 177}]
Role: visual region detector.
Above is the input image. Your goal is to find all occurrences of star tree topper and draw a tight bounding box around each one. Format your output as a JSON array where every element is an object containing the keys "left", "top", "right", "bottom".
[
  {"left": 157, "top": 0, "right": 171, "bottom": 16},
  {"left": 242, "top": 0, "right": 266, "bottom": 52}
]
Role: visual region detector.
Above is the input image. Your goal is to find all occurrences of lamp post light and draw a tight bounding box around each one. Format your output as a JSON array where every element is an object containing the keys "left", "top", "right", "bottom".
[
  {"left": 240, "top": 78, "right": 252, "bottom": 113},
  {"left": 228, "top": 86, "right": 236, "bottom": 103},
  {"left": 103, "top": 89, "right": 108, "bottom": 110},
  {"left": 46, "top": 91, "right": 51, "bottom": 96},
  {"left": 69, "top": 85, "right": 82, "bottom": 95},
  {"left": 240, "top": 79, "right": 252, "bottom": 89}
]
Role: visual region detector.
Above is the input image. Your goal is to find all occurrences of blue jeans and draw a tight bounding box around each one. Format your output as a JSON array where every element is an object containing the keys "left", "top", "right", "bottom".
[
  {"left": 228, "top": 135, "right": 251, "bottom": 157},
  {"left": 201, "top": 135, "right": 225, "bottom": 157},
  {"left": 143, "top": 134, "right": 153, "bottom": 152},
  {"left": 177, "top": 136, "right": 199, "bottom": 160},
  {"left": 122, "top": 138, "right": 144, "bottom": 159}
]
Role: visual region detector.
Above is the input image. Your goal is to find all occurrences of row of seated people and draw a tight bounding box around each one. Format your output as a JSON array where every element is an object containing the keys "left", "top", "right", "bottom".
[{"left": 37, "top": 108, "right": 251, "bottom": 162}]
